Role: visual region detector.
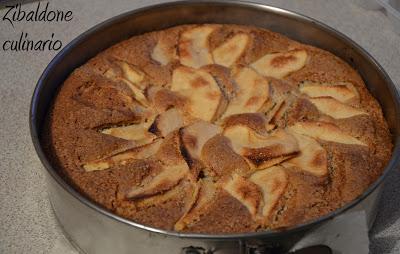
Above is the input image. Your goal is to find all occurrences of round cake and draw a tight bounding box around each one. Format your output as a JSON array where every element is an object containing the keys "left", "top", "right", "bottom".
[{"left": 44, "top": 24, "right": 392, "bottom": 233}]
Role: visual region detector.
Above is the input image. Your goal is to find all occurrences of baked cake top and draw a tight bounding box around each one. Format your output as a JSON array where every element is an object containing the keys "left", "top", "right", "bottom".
[{"left": 45, "top": 24, "right": 392, "bottom": 233}]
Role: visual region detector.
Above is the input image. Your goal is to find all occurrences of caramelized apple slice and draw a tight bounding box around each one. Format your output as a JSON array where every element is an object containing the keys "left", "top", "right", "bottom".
[
  {"left": 125, "top": 83, "right": 149, "bottom": 107},
  {"left": 289, "top": 121, "right": 366, "bottom": 146},
  {"left": 249, "top": 166, "right": 288, "bottom": 221},
  {"left": 268, "top": 100, "right": 287, "bottom": 124},
  {"left": 178, "top": 26, "right": 216, "bottom": 68},
  {"left": 282, "top": 132, "right": 328, "bottom": 177},
  {"left": 179, "top": 179, "right": 201, "bottom": 213},
  {"left": 151, "top": 36, "right": 178, "bottom": 65},
  {"left": 224, "top": 126, "right": 299, "bottom": 168},
  {"left": 241, "top": 132, "right": 299, "bottom": 169},
  {"left": 202, "top": 64, "right": 237, "bottom": 100},
  {"left": 104, "top": 61, "right": 148, "bottom": 105},
  {"left": 223, "top": 173, "right": 262, "bottom": 216},
  {"left": 201, "top": 134, "right": 251, "bottom": 177},
  {"left": 250, "top": 49, "right": 308, "bottom": 79},
  {"left": 212, "top": 33, "right": 250, "bottom": 67},
  {"left": 171, "top": 66, "right": 225, "bottom": 121},
  {"left": 154, "top": 130, "right": 188, "bottom": 167},
  {"left": 126, "top": 163, "right": 189, "bottom": 199},
  {"left": 120, "top": 131, "right": 190, "bottom": 199},
  {"left": 222, "top": 67, "right": 269, "bottom": 118},
  {"left": 181, "top": 121, "right": 222, "bottom": 160},
  {"left": 104, "top": 62, "right": 144, "bottom": 86},
  {"left": 222, "top": 113, "right": 270, "bottom": 135},
  {"left": 299, "top": 81, "right": 359, "bottom": 104},
  {"left": 117, "top": 61, "right": 146, "bottom": 88},
  {"left": 108, "top": 140, "right": 161, "bottom": 163},
  {"left": 200, "top": 65, "right": 235, "bottom": 119},
  {"left": 146, "top": 86, "right": 188, "bottom": 114},
  {"left": 308, "top": 97, "right": 367, "bottom": 119},
  {"left": 100, "top": 119, "right": 156, "bottom": 143},
  {"left": 83, "top": 161, "right": 110, "bottom": 172},
  {"left": 174, "top": 178, "right": 216, "bottom": 230},
  {"left": 72, "top": 77, "right": 146, "bottom": 117},
  {"left": 150, "top": 108, "right": 184, "bottom": 137},
  {"left": 83, "top": 139, "right": 162, "bottom": 171},
  {"left": 137, "top": 177, "right": 195, "bottom": 209}
]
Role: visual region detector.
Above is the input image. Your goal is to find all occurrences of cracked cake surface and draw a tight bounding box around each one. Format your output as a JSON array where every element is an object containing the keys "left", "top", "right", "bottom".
[{"left": 43, "top": 24, "right": 392, "bottom": 233}]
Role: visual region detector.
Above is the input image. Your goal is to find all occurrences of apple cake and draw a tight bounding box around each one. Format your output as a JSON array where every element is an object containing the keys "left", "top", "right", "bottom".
[{"left": 44, "top": 24, "right": 392, "bottom": 233}]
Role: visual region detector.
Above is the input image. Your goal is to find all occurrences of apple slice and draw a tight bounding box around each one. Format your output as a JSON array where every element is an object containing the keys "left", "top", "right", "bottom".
[
  {"left": 149, "top": 108, "right": 184, "bottom": 137},
  {"left": 299, "top": 81, "right": 359, "bottom": 104},
  {"left": 201, "top": 64, "right": 237, "bottom": 119},
  {"left": 222, "top": 67, "right": 270, "bottom": 118},
  {"left": 222, "top": 113, "right": 270, "bottom": 135},
  {"left": 174, "top": 178, "right": 216, "bottom": 230},
  {"left": 136, "top": 177, "right": 195, "bottom": 209},
  {"left": 146, "top": 86, "right": 188, "bottom": 114},
  {"left": 83, "top": 139, "right": 162, "bottom": 171},
  {"left": 282, "top": 131, "right": 327, "bottom": 177},
  {"left": 250, "top": 49, "right": 308, "bottom": 79},
  {"left": 117, "top": 61, "right": 146, "bottom": 88},
  {"left": 72, "top": 77, "right": 146, "bottom": 117},
  {"left": 121, "top": 130, "right": 191, "bottom": 199},
  {"left": 181, "top": 121, "right": 222, "bottom": 160},
  {"left": 223, "top": 173, "right": 262, "bottom": 217},
  {"left": 154, "top": 130, "right": 188, "bottom": 167},
  {"left": 83, "top": 161, "right": 110, "bottom": 172},
  {"left": 308, "top": 97, "right": 367, "bottom": 119},
  {"left": 104, "top": 61, "right": 148, "bottom": 106},
  {"left": 202, "top": 64, "right": 237, "bottom": 100},
  {"left": 268, "top": 99, "right": 287, "bottom": 124},
  {"left": 126, "top": 163, "right": 189, "bottom": 199},
  {"left": 151, "top": 36, "right": 178, "bottom": 66},
  {"left": 249, "top": 166, "right": 288, "bottom": 222},
  {"left": 171, "top": 66, "right": 225, "bottom": 121},
  {"left": 212, "top": 33, "right": 250, "bottom": 67},
  {"left": 289, "top": 121, "right": 366, "bottom": 146},
  {"left": 100, "top": 118, "right": 156, "bottom": 143},
  {"left": 201, "top": 134, "right": 251, "bottom": 177},
  {"left": 178, "top": 26, "right": 216, "bottom": 68},
  {"left": 223, "top": 126, "right": 299, "bottom": 169}
]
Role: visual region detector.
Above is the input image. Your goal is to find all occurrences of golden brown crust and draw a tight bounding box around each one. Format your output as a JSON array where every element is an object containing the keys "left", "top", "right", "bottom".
[{"left": 43, "top": 24, "right": 392, "bottom": 234}]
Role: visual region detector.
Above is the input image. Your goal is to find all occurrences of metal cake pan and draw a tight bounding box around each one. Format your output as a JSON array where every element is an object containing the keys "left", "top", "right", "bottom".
[{"left": 30, "top": 1, "right": 400, "bottom": 253}]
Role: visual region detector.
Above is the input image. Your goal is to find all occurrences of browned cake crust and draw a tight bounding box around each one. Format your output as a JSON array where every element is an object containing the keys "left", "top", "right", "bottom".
[{"left": 43, "top": 24, "right": 392, "bottom": 234}]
